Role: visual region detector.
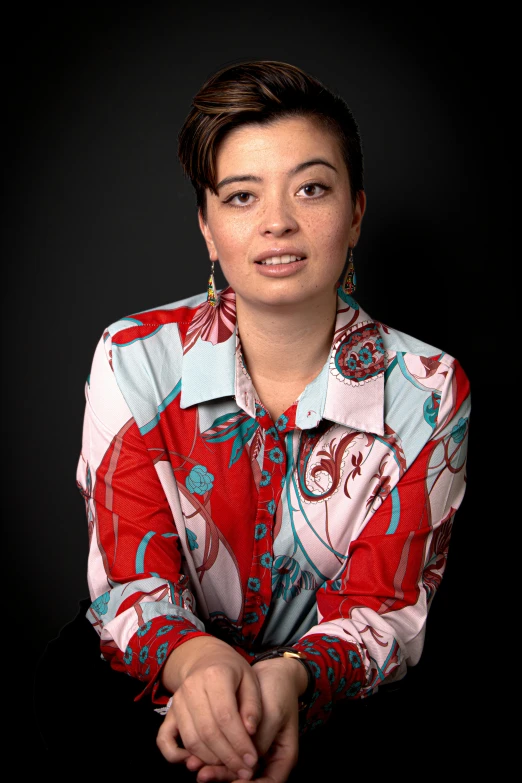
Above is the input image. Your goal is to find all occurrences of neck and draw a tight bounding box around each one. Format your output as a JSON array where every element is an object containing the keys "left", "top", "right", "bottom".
[{"left": 235, "top": 290, "right": 338, "bottom": 384}]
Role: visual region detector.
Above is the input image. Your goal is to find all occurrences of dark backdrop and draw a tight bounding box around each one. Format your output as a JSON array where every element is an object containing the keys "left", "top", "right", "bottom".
[{"left": 5, "top": 2, "right": 511, "bottom": 763}]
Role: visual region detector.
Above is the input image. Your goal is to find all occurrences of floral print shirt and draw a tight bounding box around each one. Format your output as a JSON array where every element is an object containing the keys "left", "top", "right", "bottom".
[{"left": 77, "top": 281, "right": 470, "bottom": 733}]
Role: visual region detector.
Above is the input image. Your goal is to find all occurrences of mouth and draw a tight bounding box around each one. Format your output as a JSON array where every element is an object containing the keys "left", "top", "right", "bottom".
[{"left": 255, "top": 254, "right": 306, "bottom": 266}]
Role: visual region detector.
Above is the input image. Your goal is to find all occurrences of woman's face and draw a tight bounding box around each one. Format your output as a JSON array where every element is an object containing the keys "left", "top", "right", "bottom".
[{"left": 199, "top": 115, "right": 365, "bottom": 311}]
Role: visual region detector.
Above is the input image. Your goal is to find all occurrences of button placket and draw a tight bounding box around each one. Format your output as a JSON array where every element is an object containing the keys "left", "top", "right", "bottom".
[{"left": 242, "top": 402, "right": 297, "bottom": 644}]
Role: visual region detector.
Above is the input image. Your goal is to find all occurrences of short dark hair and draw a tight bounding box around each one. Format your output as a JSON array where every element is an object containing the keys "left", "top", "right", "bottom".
[{"left": 178, "top": 60, "right": 364, "bottom": 221}]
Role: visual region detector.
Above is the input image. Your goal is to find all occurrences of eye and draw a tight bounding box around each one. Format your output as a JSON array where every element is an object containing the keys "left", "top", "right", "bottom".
[
  {"left": 297, "top": 182, "right": 331, "bottom": 198},
  {"left": 223, "top": 191, "right": 254, "bottom": 206}
]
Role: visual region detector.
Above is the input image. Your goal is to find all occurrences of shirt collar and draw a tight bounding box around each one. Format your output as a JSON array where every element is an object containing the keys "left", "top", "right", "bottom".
[{"left": 180, "top": 284, "right": 385, "bottom": 436}]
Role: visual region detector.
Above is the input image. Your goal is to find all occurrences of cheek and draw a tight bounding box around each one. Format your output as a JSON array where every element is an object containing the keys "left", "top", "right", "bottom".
[
  {"left": 307, "top": 206, "right": 353, "bottom": 249},
  {"left": 212, "top": 221, "right": 252, "bottom": 258}
]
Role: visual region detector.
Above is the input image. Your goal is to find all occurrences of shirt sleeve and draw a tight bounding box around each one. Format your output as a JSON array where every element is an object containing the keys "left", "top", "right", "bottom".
[
  {"left": 76, "top": 331, "right": 213, "bottom": 705},
  {"left": 292, "top": 359, "right": 471, "bottom": 733}
]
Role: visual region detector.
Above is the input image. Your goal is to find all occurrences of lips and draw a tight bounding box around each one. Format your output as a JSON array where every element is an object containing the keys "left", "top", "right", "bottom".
[
  {"left": 253, "top": 248, "right": 307, "bottom": 264},
  {"left": 257, "top": 254, "right": 304, "bottom": 266}
]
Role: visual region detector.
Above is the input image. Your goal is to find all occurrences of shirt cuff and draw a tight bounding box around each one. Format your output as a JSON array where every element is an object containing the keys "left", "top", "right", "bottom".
[
  {"left": 108, "top": 612, "right": 214, "bottom": 705},
  {"left": 293, "top": 633, "right": 370, "bottom": 733}
]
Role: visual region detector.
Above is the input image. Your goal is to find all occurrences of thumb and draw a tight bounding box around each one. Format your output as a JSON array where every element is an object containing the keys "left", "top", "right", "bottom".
[{"left": 237, "top": 667, "right": 263, "bottom": 736}]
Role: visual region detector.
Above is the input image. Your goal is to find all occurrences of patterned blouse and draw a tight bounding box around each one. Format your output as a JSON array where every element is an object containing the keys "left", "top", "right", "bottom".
[{"left": 77, "top": 280, "right": 470, "bottom": 734}]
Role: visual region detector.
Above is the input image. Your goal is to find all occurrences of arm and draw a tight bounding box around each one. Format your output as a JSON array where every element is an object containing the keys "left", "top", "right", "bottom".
[
  {"left": 76, "top": 331, "right": 214, "bottom": 703},
  {"left": 291, "top": 359, "right": 471, "bottom": 732},
  {"left": 78, "top": 332, "right": 264, "bottom": 777}
]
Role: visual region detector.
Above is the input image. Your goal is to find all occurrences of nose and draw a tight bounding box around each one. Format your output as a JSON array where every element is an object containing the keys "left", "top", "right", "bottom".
[{"left": 259, "top": 194, "right": 298, "bottom": 237}]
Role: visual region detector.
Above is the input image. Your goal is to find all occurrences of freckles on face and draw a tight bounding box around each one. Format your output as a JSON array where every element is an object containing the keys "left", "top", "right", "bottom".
[{"left": 200, "top": 116, "right": 356, "bottom": 302}]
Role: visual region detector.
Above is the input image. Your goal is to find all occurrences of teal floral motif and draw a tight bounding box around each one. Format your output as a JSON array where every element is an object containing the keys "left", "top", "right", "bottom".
[
  {"left": 358, "top": 347, "right": 373, "bottom": 366},
  {"left": 275, "top": 414, "right": 288, "bottom": 431},
  {"left": 346, "top": 681, "right": 362, "bottom": 697},
  {"left": 92, "top": 591, "right": 110, "bottom": 616},
  {"left": 309, "top": 661, "right": 321, "bottom": 679},
  {"left": 267, "top": 499, "right": 276, "bottom": 515},
  {"left": 327, "top": 647, "right": 340, "bottom": 662},
  {"left": 260, "top": 603, "right": 269, "bottom": 615},
  {"left": 156, "top": 642, "right": 169, "bottom": 664},
  {"left": 310, "top": 690, "right": 320, "bottom": 706},
  {"left": 248, "top": 577, "right": 260, "bottom": 592},
  {"left": 137, "top": 621, "right": 152, "bottom": 637},
  {"left": 186, "top": 529, "right": 199, "bottom": 550},
  {"left": 327, "top": 667, "right": 335, "bottom": 684},
  {"left": 311, "top": 719, "right": 324, "bottom": 730},
  {"left": 256, "top": 403, "right": 266, "bottom": 418},
  {"left": 244, "top": 611, "right": 258, "bottom": 624},
  {"left": 260, "top": 552, "right": 273, "bottom": 568},
  {"left": 322, "top": 635, "right": 341, "bottom": 643},
  {"left": 336, "top": 677, "right": 346, "bottom": 693},
  {"left": 157, "top": 625, "right": 174, "bottom": 636},
  {"left": 179, "top": 628, "right": 199, "bottom": 635},
  {"left": 144, "top": 665, "right": 150, "bottom": 676},
  {"left": 165, "top": 614, "right": 184, "bottom": 622},
  {"left": 451, "top": 417, "right": 468, "bottom": 443},
  {"left": 260, "top": 470, "right": 271, "bottom": 487},
  {"left": 139, "top": 645, "right": 149, "bottom": 663},
  {"left": 281, "top": 476, "right": 285, "bottom": 488},
  {"left": 349, "top": 650, "right": 362, "bottom": 668},
  {"left": 323, "top": 701, "right": 333, "bottom": 712},
  {"left": 254, "top": 523, "right": 267, "bottom": 540},
  {"left": 123, "top": 646, "right": 133, "bottom": 665},
  {"left": 266, "top": 426, "right": 280, "bottom": 440},
  {"left": 347, "top": 357, "right": 357, "bottom": 371},
  {"left": 268, "top": 446, "right": 284, "bottom": 464},
  {"left": 375, "top": 336, "right": 385, "bottom": 354},
  {"left": 272, "top": 555, "right": 318, "bottom": 601},
  {"left": 186, "top": 465, "right": 214, "bottom": 495}
]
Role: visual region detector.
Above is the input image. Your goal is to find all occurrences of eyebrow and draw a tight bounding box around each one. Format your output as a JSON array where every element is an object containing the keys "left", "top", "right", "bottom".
[{"left": 215, "top": 158, "right": 338, "bottom": 191}]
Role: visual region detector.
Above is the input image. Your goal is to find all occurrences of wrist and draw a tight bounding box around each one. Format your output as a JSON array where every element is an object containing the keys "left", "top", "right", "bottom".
[
  {"left": 250, "top": 646, "right": 315, "bottom": 711},
  {"left": 160, "top": 634, "right": 227, "bottom": 691},
  {"left": 253, "top": 655, "right": 309, "bottom": 697}
]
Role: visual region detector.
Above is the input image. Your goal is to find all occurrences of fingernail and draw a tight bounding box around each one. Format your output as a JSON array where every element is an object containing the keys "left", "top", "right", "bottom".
[
  {"left": 243, "top": 753, "right": 257, "bottom": 767},
  {"left": 238, "top": 770, "right": 252, "bottom": 781}
]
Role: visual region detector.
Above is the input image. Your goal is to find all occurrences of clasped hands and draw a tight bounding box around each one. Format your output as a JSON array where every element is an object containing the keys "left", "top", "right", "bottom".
[{"left": 156, "top": 636, "right": 308, "bottom": 783}]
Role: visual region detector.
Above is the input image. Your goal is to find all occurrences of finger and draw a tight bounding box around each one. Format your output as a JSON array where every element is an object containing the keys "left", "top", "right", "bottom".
[
  {"left": 198, "top": 672, "right": 259, "bottom": 772},
  {"left": 237, "top": 668, "right": 263, "bottom": 735},
  {"left": 155, "top": 706, "right": 191, "bottom": 765},
  {"left": 175, "top": 696, "right": 223, "bottom": 766},
  {"left": 254, "top": 717, "right": 299, "bottom": 783},
  {"left": 185, "top": 754, "right": 206, "bottom": 773},
  {"left": 196, "top": 764, "right": 241, "bottom": 783}
]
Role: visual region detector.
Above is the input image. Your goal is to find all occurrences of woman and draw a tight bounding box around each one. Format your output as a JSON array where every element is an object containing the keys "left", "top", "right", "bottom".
[{"left": 35, "top": 60, "right": 470, "bottom": 782}]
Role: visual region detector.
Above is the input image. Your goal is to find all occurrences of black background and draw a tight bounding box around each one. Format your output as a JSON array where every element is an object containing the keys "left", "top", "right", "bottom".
[{"left": 5, "top": 2, "right": 512, "bottom": 763}]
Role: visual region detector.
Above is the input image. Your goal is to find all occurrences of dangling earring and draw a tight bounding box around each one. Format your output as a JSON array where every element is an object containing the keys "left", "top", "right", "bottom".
[
  {"left": 343, "top": 247, "right": 356, "bottom": 296},
  {"left": 207, "top": 259, "right": 219, "bottom": 307}
]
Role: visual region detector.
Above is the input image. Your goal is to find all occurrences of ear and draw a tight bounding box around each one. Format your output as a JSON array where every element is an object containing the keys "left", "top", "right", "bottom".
[
  {"left": 350, "top": 190, "right": 367, "bottom": 246},
  {"left": 198, "top": 209, "right": 218, "bottom": 261}
]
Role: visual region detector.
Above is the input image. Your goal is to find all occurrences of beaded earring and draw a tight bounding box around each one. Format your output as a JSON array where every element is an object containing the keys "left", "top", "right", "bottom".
[
  {"left": 207, "top": 260, "right": 218, "bottom": 307},
  {"left": 343, "top": 247, "right": 356, "bottom": 295}
]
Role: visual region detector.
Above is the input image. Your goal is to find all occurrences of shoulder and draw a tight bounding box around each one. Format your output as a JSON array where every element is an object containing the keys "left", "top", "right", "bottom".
[
  {"left": 376, "top": 320, "right": 468, "bottom": 388},
  {"left": 374, "top": 319, "right": 470, "bottom": 442},
  {"left": 103, "top": 289, "right": 208, "bottom": 345}
]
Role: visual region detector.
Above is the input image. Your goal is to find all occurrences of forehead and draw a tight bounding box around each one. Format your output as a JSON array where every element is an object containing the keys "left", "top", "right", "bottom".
[{"left": 215, "top": 115, "right": 345, "bottom": 173}]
